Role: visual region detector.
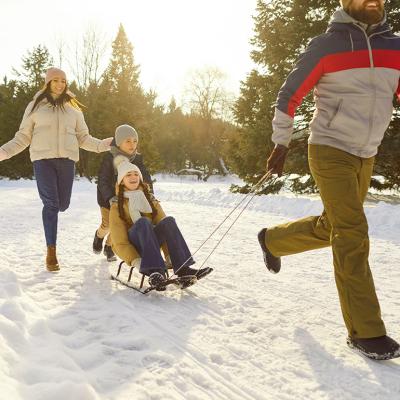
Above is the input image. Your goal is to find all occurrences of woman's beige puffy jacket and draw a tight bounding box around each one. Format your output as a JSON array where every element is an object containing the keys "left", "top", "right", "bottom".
[{"left": 1, "top": 94, "right": 108, "bottom": 162}]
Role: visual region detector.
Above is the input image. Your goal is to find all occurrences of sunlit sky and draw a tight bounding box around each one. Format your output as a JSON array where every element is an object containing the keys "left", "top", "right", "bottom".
[{"left": 0, "top": 0, "right": 258, "bottom": 106}]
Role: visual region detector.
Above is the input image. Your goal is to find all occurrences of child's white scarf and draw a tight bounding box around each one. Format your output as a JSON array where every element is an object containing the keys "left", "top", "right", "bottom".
[{"left": 124, "top": 190, "right": 152, "bottom": 223}]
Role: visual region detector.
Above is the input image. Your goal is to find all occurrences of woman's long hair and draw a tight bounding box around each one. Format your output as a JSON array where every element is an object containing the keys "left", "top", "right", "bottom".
[
  {"left": 30, "top": 82, "right": 84, "bottom": 114},
  {"left": 117, "top": 182, "right": 158, "bottom": 224}
]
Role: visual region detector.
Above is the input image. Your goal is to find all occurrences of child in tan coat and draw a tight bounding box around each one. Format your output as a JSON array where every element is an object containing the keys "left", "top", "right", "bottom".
[{"left": 109, "top": 160, "right": 212, "bottom": 290}]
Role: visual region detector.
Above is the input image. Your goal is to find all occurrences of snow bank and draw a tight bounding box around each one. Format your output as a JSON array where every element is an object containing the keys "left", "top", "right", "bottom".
[{"left": 0, "top": 176, "right": 399, "bottom": 400}]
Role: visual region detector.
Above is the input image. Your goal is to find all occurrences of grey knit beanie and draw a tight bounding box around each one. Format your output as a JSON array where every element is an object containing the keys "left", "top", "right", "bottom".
[{"left": 115, "top": 124, "right": 139, "bottom": 147}]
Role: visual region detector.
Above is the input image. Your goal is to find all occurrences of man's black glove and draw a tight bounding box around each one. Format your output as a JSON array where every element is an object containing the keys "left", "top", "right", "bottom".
[{"left": 266, "top": 144, "right": 289, "bottom": 177}]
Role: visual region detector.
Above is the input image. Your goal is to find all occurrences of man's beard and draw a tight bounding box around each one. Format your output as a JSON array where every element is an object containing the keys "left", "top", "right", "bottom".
[{"left": 348, "top": 1, "right": 384, "bottom": 25}]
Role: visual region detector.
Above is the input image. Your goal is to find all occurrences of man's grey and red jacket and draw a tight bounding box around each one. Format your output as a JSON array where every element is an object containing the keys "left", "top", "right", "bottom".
[{"left": 272, "top": 9, "right": 400, "bottom": 158}]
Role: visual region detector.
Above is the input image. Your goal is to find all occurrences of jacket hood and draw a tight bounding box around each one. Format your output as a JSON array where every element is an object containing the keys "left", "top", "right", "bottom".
[{"left": 328, "top": 8, "right": 389, "bottom": 33}]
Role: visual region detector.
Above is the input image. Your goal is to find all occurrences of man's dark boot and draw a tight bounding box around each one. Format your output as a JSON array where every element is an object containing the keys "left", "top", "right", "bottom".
[
  {"left": 347, "top": 335, "right": 400, "bottom": 360},
  {"left": 257, "top": 228, "right": 281, "bottom": 273},
  {"left": 46, "top": 245, "right": 60, "bottom": 272}
]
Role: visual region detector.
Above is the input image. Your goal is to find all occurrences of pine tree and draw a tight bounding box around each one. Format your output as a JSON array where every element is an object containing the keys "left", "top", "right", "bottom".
[
  {"left": 0, "top": 46, "right": 53, "bottom": 178},
  {"left": 229, "top": 0, "right": 400, "bottom": 193},
  {"left": 14, "top": 45, "right": 53, "bottom": 90},
  {"left": 157, "top": 102, "right": 188, "bottom": 172},
  {"left": 103, "top": 24, "right": 141, "bottom": 95},
  {"left": 82, "top": 24, "right": 162, "bottom": 178}
]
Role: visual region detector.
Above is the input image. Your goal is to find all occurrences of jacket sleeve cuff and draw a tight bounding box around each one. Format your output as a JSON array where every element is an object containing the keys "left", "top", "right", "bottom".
[
  {"left": 0, "top": 147, "right": 10, "bottom": 159},
  {"left": 272, "top": 108, "right": 294, "bottom": 147},
  {"left": 97, "top": 139, "right": 109, "bottom": 153}
]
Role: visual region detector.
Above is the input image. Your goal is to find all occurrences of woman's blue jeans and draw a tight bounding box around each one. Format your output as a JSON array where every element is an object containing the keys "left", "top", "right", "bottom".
[{"left": 33, "top": 158, "right": 75, "bottom": 246}]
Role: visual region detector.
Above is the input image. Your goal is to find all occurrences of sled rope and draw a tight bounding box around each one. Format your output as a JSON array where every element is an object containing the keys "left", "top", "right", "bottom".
[
  {"left": 170, "top": 169, "right": 273, "bottom": 278},
  {"left": 197, "top": 174, "right": 271, "bottom": 269}
]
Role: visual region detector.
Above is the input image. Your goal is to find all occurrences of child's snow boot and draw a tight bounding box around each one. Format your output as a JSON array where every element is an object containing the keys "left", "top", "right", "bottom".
[
  {"left": 103, "top": 244, "right": 117, "bottom": 262},
  {"left": 148, "top": 271, "right": 167, "bottom": 291},
  {"left": 177, "top": 266, "right": 213, "bottom": 280},
  {"left": 93, "top": 231, "right": 103, "bottom": 254}
]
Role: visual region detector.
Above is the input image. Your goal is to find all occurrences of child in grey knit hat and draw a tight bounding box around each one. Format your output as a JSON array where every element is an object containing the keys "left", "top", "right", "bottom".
[
  {"left": 115, "top": 124, "right": 138, "bottom": 148},
  {"left": 93, "top": 124, "right": 153, "bottom": 261}
]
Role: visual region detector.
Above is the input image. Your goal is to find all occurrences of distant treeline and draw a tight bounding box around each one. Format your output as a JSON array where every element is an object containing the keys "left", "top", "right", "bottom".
[
  {"left": 0, "top": 25, "right": 238, "bottom": 181},
  {"left": 1, "top": 2, "right": 400, "bottom": 194}
]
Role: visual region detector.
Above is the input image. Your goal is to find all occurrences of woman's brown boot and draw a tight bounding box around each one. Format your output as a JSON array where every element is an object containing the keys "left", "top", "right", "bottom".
[{"left": 46, "top": 245, "right": 60, "bottom": 272}]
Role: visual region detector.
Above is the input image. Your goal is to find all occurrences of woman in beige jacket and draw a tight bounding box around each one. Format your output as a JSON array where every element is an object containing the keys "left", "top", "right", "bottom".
[
  {"left": 110, "top": 160, "right": 212, "bottom": 290},
  {"left": 0, "top": 67, "right": 112, "bottom": 272}
]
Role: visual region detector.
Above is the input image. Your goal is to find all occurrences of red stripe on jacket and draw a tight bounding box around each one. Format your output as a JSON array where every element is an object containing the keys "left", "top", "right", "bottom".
[
  {"left": 287, "top": 61, "right": 324, "bottom": 118},
  {"left": 287, "top": 49, "right": 400, "bottom": 117}
]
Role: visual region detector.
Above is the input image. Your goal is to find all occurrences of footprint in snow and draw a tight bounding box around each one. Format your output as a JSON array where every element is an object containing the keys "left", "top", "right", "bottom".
[{"left": 141, "top": 354, "right": 173, "bottom": 372}]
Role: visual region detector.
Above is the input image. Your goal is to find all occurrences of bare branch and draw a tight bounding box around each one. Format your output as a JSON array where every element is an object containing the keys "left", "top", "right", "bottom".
[
  {"left": 184, "top": 66, "right": 235, "bottom": 121},
  {"left": 68, "top": 24, "right": 109, "bottom": 91}
]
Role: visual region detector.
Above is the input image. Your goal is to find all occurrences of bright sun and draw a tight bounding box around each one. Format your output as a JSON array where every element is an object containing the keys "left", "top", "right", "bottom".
[{"left": 0, "top": 0, "right": 257, "bottom": 104}]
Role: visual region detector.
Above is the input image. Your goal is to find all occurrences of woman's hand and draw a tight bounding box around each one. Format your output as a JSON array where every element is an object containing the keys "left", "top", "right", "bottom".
[
  {"left": 0, "top": 149, "right": 9, "bottom": 161},
  {"left": 102, "top": 137, "right": 113, "bottom": 149}
]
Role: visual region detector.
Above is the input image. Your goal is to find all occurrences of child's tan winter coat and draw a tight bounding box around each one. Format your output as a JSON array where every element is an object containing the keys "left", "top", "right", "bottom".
[{"left": 109, "top": 196, "right": 166, "bottom": 266}]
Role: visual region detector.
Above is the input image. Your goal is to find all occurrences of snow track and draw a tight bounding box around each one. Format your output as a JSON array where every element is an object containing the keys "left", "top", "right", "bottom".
[{"left": 0, "top": 176, "right": 399, "bottom": 399}]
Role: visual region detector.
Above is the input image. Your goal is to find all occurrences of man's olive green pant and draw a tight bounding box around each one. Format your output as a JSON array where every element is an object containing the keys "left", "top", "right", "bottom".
[{"left": 265, "top": 144, "right": 386, "bottom": 338}]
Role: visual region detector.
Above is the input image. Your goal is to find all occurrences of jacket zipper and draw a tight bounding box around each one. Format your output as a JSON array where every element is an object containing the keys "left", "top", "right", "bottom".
[
  {"left": 57, "top": 107, "right": 60, "bottom": 157},
  {"left": 351, "top": 25, "right": 391, "bottom": 148}
]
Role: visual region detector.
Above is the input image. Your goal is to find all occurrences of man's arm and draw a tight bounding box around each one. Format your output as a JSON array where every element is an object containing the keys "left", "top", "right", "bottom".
[{"left": 272, "top": 36, "right": 326, "bottom": 147}]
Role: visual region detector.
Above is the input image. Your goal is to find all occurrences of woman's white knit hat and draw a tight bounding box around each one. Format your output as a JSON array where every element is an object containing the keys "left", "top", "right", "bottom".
[{"left": 117, "top": 160, "right": 143, "bottom": 185}]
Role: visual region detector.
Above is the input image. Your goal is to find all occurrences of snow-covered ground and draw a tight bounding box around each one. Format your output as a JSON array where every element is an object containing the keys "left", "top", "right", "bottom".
[{"left": 0, "top": 174, "right": 399, "bottom": 400}]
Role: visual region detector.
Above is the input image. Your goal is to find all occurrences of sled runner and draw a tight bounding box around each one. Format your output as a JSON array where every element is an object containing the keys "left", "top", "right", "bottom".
[{"left": 110, "top": 261, "right": 197, "bottom": 294}]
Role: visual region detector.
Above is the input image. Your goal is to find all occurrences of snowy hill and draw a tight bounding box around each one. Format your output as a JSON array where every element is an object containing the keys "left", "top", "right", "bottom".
[{"left": 0, "top": 175, "right": 399, "bottom": 400}]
